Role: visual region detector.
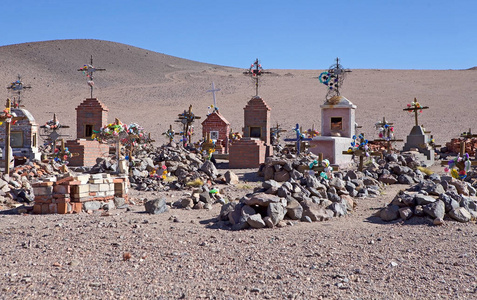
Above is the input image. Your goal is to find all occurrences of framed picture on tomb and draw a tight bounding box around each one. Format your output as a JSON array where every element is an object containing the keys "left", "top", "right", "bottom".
[
  {"left": 250, "top": 126, "right": 261, "bottom": 138},
  {"left": 10, "top": 131, "right": 23, "bottom": 148},
  {"left": 330, "top": 117, "right": 343, "bottom": 131},
  {"left": 210, "top": 131, "right": 219, "bottom": 141}
]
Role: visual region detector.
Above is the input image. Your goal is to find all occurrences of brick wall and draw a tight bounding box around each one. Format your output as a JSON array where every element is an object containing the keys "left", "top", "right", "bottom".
[
  {"left": 243, "top": 96, "right": 271, "bottom": 144},
  {"left": 65, "top": 139, "right": 110, "bottom": 167},
  {"left": 229, "top": 138, "right": 266, "bottom": 168},
  {"left": 76, "top": 98, "right": 109, "bottom": 139}
]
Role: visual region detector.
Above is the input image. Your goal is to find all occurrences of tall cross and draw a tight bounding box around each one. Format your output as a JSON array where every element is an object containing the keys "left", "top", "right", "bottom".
[
  {"left": 206, "top": 82, "right": 221, "bottom": 112},
  {"left": 243, "top": 58, "right": 271, "bottom": 97},
  {"left": 0, "top": 98, "right": 27, "bottom": 174},
  {"left": 319, "top": 57, "right": 351, "bottom": 100},
  {"left": 175, "top": 105, "right": 201, "bottom": 147},
  {"left": 403, "top": 98, "right": 429, "bottom": 127},
  {"left": 284, "top": 124, "right": 312, "bottom": 155},
  {"left": 7, "top": 75, "right": 31, "bottom": 107},
  {"left": 77, "top": 55, "right": 106, "bottom": 98}
]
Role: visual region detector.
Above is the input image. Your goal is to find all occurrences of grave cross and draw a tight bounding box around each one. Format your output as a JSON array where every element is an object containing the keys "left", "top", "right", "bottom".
[
  {"left": 49, "top": 138, "right": 79, "bottom": 172},
  {"left": 7, "top": 75, "right": 31, "bottom": 107},
  {"left": 284, "top": 124, "right": 312, "bottom": 155},
  {"left": 373, "top": 117, "right": 403, "bottom": 152},
  {"left": 175, "top": 105, "right": 201, "bottom": 147},
  {"left": 0, "top": 98, "right": 28, "bottom": 174},
  {"left": 319, "top": 58, "right": 351, "bottom": 100},
  {"left": 270, "top": 123, "right": 287, "bottom": 145},
  {"left": 206, "top": 82, "right": 221, "bottom": 113},
  {"left": 460, "top": 128, "right": 477, "bottom": 139},
  {"left": 243, "top": 58, "right": 272, "bottom": 97},
  {"left": 162, "top": 124, "right": 181, "bottom": 144},
  {"left": 40, "top": 113, "right": 70, "bottom": 155},
  {"left": 77, "top": 55, "right": 106, "bottom": 99},
  {"left": 403, "top": 98, "right": 429, "bottom": 127},
  {"left": 342, "top": 133, "right": 383, "bottom": 171}
]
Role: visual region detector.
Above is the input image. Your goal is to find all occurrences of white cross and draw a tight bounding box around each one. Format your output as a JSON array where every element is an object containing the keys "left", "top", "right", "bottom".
[{"left": 206, "top": 82, "right": 221, "bottom": 109}]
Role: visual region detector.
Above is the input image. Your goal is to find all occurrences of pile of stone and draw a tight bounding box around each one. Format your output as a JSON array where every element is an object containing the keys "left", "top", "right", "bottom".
[
  {"left": 442, "top": 138, "right": 477, "bottom": 156},
  {"left": 379, "top": 174, "right": 477, "bottom": 224}
]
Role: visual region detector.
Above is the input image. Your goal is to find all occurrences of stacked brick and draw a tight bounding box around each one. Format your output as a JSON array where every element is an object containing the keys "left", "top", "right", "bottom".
[
  {"left": 75, "top": 98, "right": 109, "bottom": 139},
  {"left": 201, "top": 111, "right": 230, "bottom": 154},
  {"left": 65, "top": 139, "right": 110, "bottom": 167},
  {"left": 32, "top": 174, "right": 128, "bottom": 214},
  {"left": 445, "top": 138, "right": 477, "bottom": 156}
]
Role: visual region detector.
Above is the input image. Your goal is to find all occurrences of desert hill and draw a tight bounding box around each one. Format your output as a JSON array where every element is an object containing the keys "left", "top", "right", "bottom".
[{"left": 1, "top": 39, "right": 476, "bottom": 146}]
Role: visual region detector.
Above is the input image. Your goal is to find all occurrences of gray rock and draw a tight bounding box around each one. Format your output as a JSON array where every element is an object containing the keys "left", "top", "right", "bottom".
[
  {"left": 399, "top": 207, "right": 413, "bottom": 220},
  {"left": 219, "top": 202, "right": 236, "bottom": 221},
  {"left": 302, "top": 215, "right": 313, "bottom": 223},
  {"left": 433, "top": 218, "right": 444, "bottom": 226},
  {"left": 289, "top": 169, "right": 303, "bottom": 180},
  {"left": 448, "top": 207, "right": 472, "bottom": 223},
  {"left": 144, "top": 198, "right": 169, "bottom": 214},
  {"left": 181, "top": 197, "right": 194, "bottom": 208},
  {"left": 428, "top": 173, "right": 441, "bottom": 183},
  {"left": 380, "top": 205, "right": 400, "bottom": 221},
  {"left": 286, "top": 198, "right": 303, "bottom": 220},
  {"left": 228, "top": 203, "right": 245, "bottom": 225},
  {"left": 200, "top": 160, "right": 218, "bottom": 178},
  {"left": 263, "top": 166, "right": 275, "bottom": 180},
  {"left": 415, "top": 194, "right": 436, "bottom": 205},
  {"left": 114, "top": 197, "right": 126, "bottom": 208},
  {"left": 224, "top": 171, "right": 239, "bottom": 185},
  {"left": 199, "top": 191, "right": 212, "bottom": 204},
  {"left": 329, "top": 177, "right": 345, "bottom": 190},
  {"left": 267, "top": 202, "right": 286, "bottom": 225},
  {"left": 263, "top": 216, "right": 274, "bottom": 228},
  {"left": 247, "top": 214, "right": 266, "bottom": 228},
  {"left": 263, "top": 180, "right": 280, "bottom": 190},
  {"left": 448, "top": 179, "right": 469, "bottom": 196},
  {"left": 414, "top": 205, "right": 425, "bottom": 216},
  {"left": 83, "top": 201, "right": 102, "bottom": 211},
  {"left": 419, "top": 181, "right": 445, "bottom": 196},
  {"left": 398, "top": 174, "right": 414, "bottom": 184},
  {"left": 241, "top": 205, "right": 256, "bottom": 217},
  {"left": 102, "top": 200, "right": 115, "bottom": 211},
  {"left": 265, "top": 186, "right": 278, "bottom": 195},
  {"left": 327, "top": 192, "right": 341, "bottom": 202},
  {"left": 300, "top": 199, "right": 330, "bottom": 221},
  {"left": 243, "top": 193, "right": 281, "bottom": 207},
  {"left": 328, "top": 202, "right": 347, "bottom": 217},
  {"left": 378, "top": 174, "right": 398, "bottom": 185},
  {"left": 346, "top": 170, "right": 358, "bottom": 180},
  {"left": 274, "top": 170, "right": 290, "bottom": 182},
  {"left": 423, "top": 200, "right": 445, "bottom": 219},
  {"left": 439, "top": 193, "right": 460, "bottom": 213}
]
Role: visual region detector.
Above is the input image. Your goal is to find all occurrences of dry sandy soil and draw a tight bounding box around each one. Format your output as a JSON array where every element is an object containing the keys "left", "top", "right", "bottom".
[{"left": 0, "top": 40, "right": 477, "bottom": 299}]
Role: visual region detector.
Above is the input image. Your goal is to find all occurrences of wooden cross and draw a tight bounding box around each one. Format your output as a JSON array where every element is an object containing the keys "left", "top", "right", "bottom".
[
  {"left": 7, "top": 75, "right": 31, "bottom": 107},
  {"left": 0, "top": 98, "right": 28, "bottom": 174},
  {"left": 284, "top": 124, "right": 312, "bottom": 155},
  {"left": 310, "top": 153, "right": 339, "bottom": 173},
  {"left": 175, "top": 105, "right": 201, "bottom": 147},
  {"left": 342, "top": 133, "right": 383, "bottom": 171},
  {"left": 206, "top": 82, "right": 221, "bottom": 113},
  {"left": 162, "top": 124, "right": 180, "bottom": 144},
  {"left": 77, "top": 55, "right": 106, "bottom": 98},
  {"left": 270, "top": 123, "right": 287, "bottom": 145},
  {"left": 403, "top": 98, "right": 429, "bottom": 127},
  {"left": 373, "top": 117, "right": 403, "bottom": 152},
  {"left": 40, "top": 113, "right": 70, "bottom": 154},
  {"left": 243, "top": 58, "right": 272, "bottom": 97},
  {"left": 460, "top": 128, "right": 477, "bottom": 139},
  {"left": 305, "top": 124, "right": 320, "bottom": 138}
]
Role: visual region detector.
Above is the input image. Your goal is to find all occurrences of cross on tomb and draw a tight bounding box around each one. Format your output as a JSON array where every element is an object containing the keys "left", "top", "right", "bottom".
[
  {"left": 243, "top": 58, "right": 272, "bottom": 97},
  {"left": 162, "top": 124, "right": 181, "bottom": 144},
  {"left": 403, "top": 98, "right": 429, "bottom": 127},
  {"left": 0, "top": 98, "right": 28, "bottom": 174},
  {"left": 305, "top": 124, "right": 320, "bottom": 138},
  {"left": 318, "top": 58, "right": 351, "bottom": 101},
  {"left": 284, "top": 124, "right": 312, "bottom": 155},
  {"left": 342, "top": 133, "right": 383, "bottom": 171},
  {"left": 6, "top": 75, "right": 31, "bottom": 107},
  {"left": 49, "top": 138, "right": 79, "bottom": 172},
  {"left": 270, "top": 123, "right": 287, "bottom": 145},
  {"left": 206, "top": 82, "right": 221, "bottom": 113},
  {"left": 373, "top": 117, "right": 403, "bottom": 152},
  {"left": 40, "top": 113, "right": 70, "bottom": 154},
  {"left": 175, "top": 105, "right": 201, "bottom": 147},
  {"left": 78, "top": 55, "right": 106, "bottom": 99}
]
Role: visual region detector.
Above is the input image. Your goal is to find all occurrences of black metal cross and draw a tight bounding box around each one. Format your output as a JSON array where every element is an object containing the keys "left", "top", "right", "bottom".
[
  {"left": 243, "top": 58, "right": 271, "bottom": 97},
  {"left": 6, "top": 75, "right": 31, "bottom": 107},
  {"left": 78, "top": 55, "right": 106, "bottom": 98},
  {"left": 319, "top": 58, "right": 351, "bottom": 100}
]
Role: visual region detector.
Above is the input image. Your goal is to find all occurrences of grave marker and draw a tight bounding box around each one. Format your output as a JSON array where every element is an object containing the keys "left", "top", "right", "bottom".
[
  {"left": 243, "top": 58, "right": 272, "bottom": 97},
  {"left": 78, "top": 55, "right": 106, "bottom": 99},
  {"left": 175, "top": 105, "right": 201, "bottom": 147},
  {"left": 284, "top": 124, "right": 312, "bottom": 155}
]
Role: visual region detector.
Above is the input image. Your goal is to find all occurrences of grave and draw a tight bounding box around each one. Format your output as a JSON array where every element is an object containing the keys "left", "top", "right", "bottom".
[
  {"left": 175, "top": 105, "right": 200, "bottom": 147},
  {"left": 201, "top": 82, "right": 230, "bottom": 154},
  {"left": 229, "top": 59, "right": 273, "bottom": 168},
  {"left": 65, "top": 57, "right": 110, "bottom": 167},
  {"left": 309, "top": 58, "right": 356, "bottom": 166},
  {"left": 402, "top": 98, "right": 434, "bottom": 165}
]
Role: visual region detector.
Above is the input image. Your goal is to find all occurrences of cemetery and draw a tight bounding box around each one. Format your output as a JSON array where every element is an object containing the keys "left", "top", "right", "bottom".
[{"left": 0, "top": 55, "right": 475, "bottom": 233}]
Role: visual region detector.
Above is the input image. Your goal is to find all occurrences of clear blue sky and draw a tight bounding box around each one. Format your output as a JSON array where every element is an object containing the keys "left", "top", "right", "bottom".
[{"left": 1, "top": 0, "right": 475, "bottom": 70}]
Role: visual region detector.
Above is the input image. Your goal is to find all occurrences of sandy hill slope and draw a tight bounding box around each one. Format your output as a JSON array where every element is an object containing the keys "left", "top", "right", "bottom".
[{"left": 0, "top": 39, "right": 476, "bottom": 146}]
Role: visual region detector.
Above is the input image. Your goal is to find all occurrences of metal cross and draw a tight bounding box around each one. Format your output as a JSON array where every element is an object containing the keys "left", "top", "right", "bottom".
[
  {"left": 243, "top": 58, "right": 271, "bottom": 97},
  {"left": 319, "top": 57, "right": 351, "bottom": 100},
  {"left": 284, "top": 124, "right": 312, "bottom": 155},
  {"left": 77, "top": 55, "right": 106, "bottom": 98},
  {"left": 0, "top": 98, "right": 27, "bottom": 174},
  {"left": 206, "top": 82, "right": 221, "bottom": 112},
  {"left": 175, "top": 105, "right": 201, "bottom": 147},
  {"left": 6, "top": 75, "right": 31, "bottom": 107},
  {"left": 40, "top": 113, "right": 70, "bottom": 154},
  {"left": 403, "top": 98, "right": 429, "bottom": 127}
]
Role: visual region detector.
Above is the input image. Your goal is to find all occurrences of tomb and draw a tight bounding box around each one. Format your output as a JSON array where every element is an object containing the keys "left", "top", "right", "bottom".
[
  {"left": 229, "top": 59, "right": 273, "bottom": 168},
  {"left": 402, "top": 98, "right": 434, "bottom": 165},
  {"left": 309, "top": 58, "right": 356, "bottom": 166},
  {"left": 201, "top": 82, "right": 230, "bottom": 154}
]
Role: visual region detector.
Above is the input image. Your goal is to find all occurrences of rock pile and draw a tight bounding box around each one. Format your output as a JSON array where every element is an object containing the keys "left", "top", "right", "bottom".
[{"left": 379, "top": 174, "right": 477, "bottom": 224}]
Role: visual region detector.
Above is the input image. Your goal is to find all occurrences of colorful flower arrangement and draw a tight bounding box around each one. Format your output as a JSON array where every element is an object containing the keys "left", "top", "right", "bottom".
[
  {"left": 53, "top": 147, "right": 73, "bottom": 164},
  {"left": 347, "top": 134, "right": 370, "bottom": 156},
  {"left": 444, "top": 153, "right": 471, "bottom": 180},
  {"left": 0, "top": 107, "right": 16, "bottom": 126},
  {"left": 8, "top": 80, "right": 23, "bottom": 91},
  {"left": 406, "top": 101, "right": 423, "bottom": 114},
  {"left": 319, "top": 71, "right": 338, "bottom": 91},
  {"left": 309, "top": 158, "right": 333, "bottom": 180},
  {"left": 43, "top": 119, "right": 60, "bottom": 129},
  {"left": 306, "top": 129, "right": 320, "bottom": 138},
  {"left": 150, "top": 165, "right": 168, "bottom": 180},
  {"left": 375, "top": 122, "right": 395, "bottom": 141}
]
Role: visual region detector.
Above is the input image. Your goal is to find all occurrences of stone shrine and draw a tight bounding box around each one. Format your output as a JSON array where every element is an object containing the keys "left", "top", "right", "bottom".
[{"left": 201, "top": 111, "right": 230, "bottom": 154}]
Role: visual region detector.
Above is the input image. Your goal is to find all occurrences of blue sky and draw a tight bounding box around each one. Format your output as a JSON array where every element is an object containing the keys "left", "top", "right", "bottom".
[{"left": 1, "top": 0, "right": 475, "bottom": 69}]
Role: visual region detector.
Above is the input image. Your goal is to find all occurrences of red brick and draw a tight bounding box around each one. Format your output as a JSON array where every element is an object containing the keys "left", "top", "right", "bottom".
[
  {"left": 57, "top": 203, "right": 67, "bottom": 214},
  {"left": 33, "top": 204, "right": 42, "bottom": 214}
]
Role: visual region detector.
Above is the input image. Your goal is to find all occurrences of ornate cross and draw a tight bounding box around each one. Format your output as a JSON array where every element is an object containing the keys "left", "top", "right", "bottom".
[
  {"left": 403, "top": 98, "right": 429, "bottom": 127},
  {"left": 318, "top": 57, "right": 351, "bottom": 101},
  {"left": 243, "top": 58, "right": 271, "bottom": 97},
  {"left": 206, "top": 82, "right": 221, "bottom": 113},
  {"left": 78, "top": 55, "right": 106, "bottom": 98},
  {"left": 162, "top": 124, "right": 181, "bottom": 144},
  {"left": 175, "top": 105, "right": 201, "bottom": 147},
  {"left": 49, "top": 138, "right": 79, "bottom": 172},
  {"left": 40, "top": 113, "right": 70, "bottom": 154},
  {"left": 6, "top": 75, "right": 31, "bottom": 107},
  {"left": 284, "top": 124, "right": 312, "bottom": 155},
  {"left": 373, "top": 117, "right": 403, "bottom": 152}
]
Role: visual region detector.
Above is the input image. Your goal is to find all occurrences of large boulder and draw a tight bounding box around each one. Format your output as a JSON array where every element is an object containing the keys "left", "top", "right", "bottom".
[
  {"left": 200, "top": 160, "right": 218, "bottom": 178},
  {"left": 300, "top": 199, "right": 330, "bottom": 222},
  {"left": 286, "top": 198, "right": 303, "bottom": 220},
  {"left": 267, "top": 202, "right": 286, "bottom": 225},
  {"left": 243, "top": 193, "right": 281, "bottom": 207},
  {"left": 448, "top": 207, "right": 472, "bottom": 223},
  {"left": 144, "top": 197, "right": 169, "bottom": 214},
  {"left": 423, "top": 200, "right": 445, "bottom": 219},
  {"left": 380, "top": 205, "right": 400, "bottom": 221}
]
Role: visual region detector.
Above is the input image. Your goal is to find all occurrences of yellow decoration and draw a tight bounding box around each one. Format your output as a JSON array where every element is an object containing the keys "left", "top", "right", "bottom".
[{"left": 450, "top": 168, "right": 459, "bottom": 179}]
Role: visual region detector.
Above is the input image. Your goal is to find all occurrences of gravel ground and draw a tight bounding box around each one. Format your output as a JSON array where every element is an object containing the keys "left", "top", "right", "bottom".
[{"left": 1, "top": 181, "right": 476, "bottom": 300}]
